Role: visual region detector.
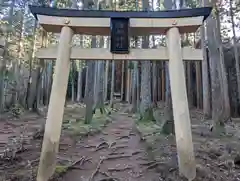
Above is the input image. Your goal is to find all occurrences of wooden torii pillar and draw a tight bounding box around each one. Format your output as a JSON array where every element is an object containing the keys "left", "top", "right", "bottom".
[{"left": 29, "top": 6, "right": 212, "bottom": 181}]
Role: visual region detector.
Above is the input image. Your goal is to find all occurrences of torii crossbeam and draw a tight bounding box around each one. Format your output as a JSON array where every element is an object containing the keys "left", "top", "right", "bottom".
[{"left": 29, "top": 5, "right": 212, "bottom": 181}]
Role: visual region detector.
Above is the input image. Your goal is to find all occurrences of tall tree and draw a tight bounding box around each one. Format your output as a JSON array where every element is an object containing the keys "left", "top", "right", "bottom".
[
  {"left": 140, "top": 0, "right": 154, "bottom": 121},
  {"left": 84, "top": 0, "right": 98, "bottom": 123},
  {"left": 0, "top": 0, "right": 15, "bottom": 112},
  {"left": 132, "top": 61, "right": 138, "bottom": 112},
  {"left": 13, "top": 0, "right": 25, "bottom": 106},
  {"left": 84, "top": 59, "right": 95, "bottom": 123},
  {"left": 161, "top": 0, "right": 175, "bottom": 134},
  {"left": 94, "top": 36, "right": 105, "bottom": 113},
  {"left": 77, "top": 60, "right": 83, "bottom": 102},
  {"left": 152, "top": 37, "right": 158, "bottom": 106},
  {"left": 104, "top": 60, "right": 109, "bottom": 102},
  {"left": 70, "top": 0, "right": 78, "bottom": 102},
  {"left": 200, "top": 0, "right": 211, "bottom": 116},
  {"left": 206, "top": 0, "right": 226, "bottom": 127},
  {"left": 110, "top": 60, "right": 115, "bottom": 108},
  {"left": 215, "top": 4, "right": 231, "bottom": 119},
  {"left": 229, "top": 0, "right": 240, "bottom": 108},
  {"left": 71, "top": 61, "right": 76, "bottom": 102}
]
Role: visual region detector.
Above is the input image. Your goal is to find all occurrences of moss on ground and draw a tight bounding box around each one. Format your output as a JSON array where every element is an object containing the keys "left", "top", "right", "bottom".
[
  {"left": 63, "top": 111, "right": 111, "bottom": 137},
  {"left": 50, "top": 165, "right": 68, "bottom": 180},
  {"left": 135, "top": 108, "right": 175, "bottom": 136},
  {"left": 139, "top": 108, "right": 156, "bottom": 122},
  {"left": 135, "top": 108, "right": 176, "bottom": 158},
  {"left": 62, "top": 103, "right": 123, "bottom": 138},
  {"left": 136, "top": 121, "right": 162, "bottom": 146},
  {"left": 54, "top": 165, "right": 68, "bottom": 174}
]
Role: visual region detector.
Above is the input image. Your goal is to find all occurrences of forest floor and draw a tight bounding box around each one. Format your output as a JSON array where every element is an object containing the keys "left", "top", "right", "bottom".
[{"left": 1, "top": 103, "right": 240, "bottom": 181}]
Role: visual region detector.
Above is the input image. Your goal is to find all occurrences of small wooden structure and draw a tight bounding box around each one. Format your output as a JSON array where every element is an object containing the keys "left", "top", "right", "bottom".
[{"left": 30, "top": 6, "right": 212, "bottom": 181}]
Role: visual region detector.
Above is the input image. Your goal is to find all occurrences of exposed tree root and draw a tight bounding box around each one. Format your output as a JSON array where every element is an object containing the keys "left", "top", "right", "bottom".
[
  {"left": 116, "top": 135, "right": 131, "bottom": 140},
  {"left": 99, "top": 171, "right": 112, "bottom": 177},
  {"left": 137, "top": 155, "right": 149, "bottom": 160},
  {"left": 69, "top": 156, "right": 92, "bottom": 169},
  {"left": 50, "top": 156, "right": 93, "bottom": 180},
  {"left": 57, "top": 156, "right": 72, "bottom": 162},
  {"left": 139, "top": 160, "right": 164, "bottom": 171},
  {"left": 96, "top": 146, "right": 108, "bottom": 152},
  {"left": 99, "top": 171, "right": 120, "bottom": 181},
  {"left": 110, "top": 145, "right": 128, "bottom": 152},
  {"left": 140, "top": 161, "right": 156, "bottom": 166},
  {"left": 1, "top": 136, "right": 27, "bottom": 161},
  {"left": 95, "top": 141, "right": 117, "bottom": 151},
  {"left": 106, "top": 154, "right": 132, "bottom": 160},
  {"left": 108, "top": 165, "right": 133, "bottom": 172},
  {"left": 89, "top": 157, "right": 105, "bottom": 181},
  {"left": 118, "top": 126, "right": 130, "bottom": 130},
  {"left": 51, "top": 156, "right": 93, "bottom": 180},
  {"left": 145, "top": 162, "right": 159, "bottom": 170},
  {"left": 108, "top": 141, "right": 117, "bottom": 148},
  {"left": 109, "top": 145, "right": 129, "bottom": 155},
  {"left": 83, "top": 144, "right": 96, "bottom": 149},
  {"left": 112, "top": 145, "right": 128, "bottom": 149},
  {"left": 131, "top": 150, "right": 143, "bottom": 155},
  {"left": 129, "top": 132, "right": 136, "bottom": 136},
  {"left": 108, "top": 151, "right": 125, "bottom": 156},
  {"left": 29, "top": 158, "right": 40, "bottom": 165},
  {"left": 117, "top": 140, "right": 129, "bottom": 144},
  {"left": 169, "top": 167, "right": 177, "bottom": 172},
  {"left": 96, "top": 142, "right": 109, "bottom": 151}
]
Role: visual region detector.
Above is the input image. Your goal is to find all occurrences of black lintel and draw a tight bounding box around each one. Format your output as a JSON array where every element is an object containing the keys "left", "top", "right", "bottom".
[{"left": 29, "top": 5, "right": 212, "bottom": 22}]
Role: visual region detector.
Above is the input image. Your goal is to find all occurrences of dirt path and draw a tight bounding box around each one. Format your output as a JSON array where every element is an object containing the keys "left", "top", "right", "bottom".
[{"left": 59, "top": 113, "right": 161, "bottom": 181}]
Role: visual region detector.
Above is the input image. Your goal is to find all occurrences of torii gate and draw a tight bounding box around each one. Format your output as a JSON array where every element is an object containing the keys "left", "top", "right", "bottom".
[{"left": 29, "top": 6, "right": 212, "bottom": 181}]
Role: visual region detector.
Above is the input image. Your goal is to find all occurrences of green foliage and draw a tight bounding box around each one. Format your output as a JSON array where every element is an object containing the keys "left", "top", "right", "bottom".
[
  {"left": 75, "top": 60, "right": 86, "bottom": 72},
  {"left": 52, "top": 0, "right": 72, "bottom": 8},
  {"left": 118, "top": 0, "right": 138, "bottom": 11},
  {"left": 10, "top": 104, "right": 25, "bottom": 117},
  {"left": 0, "top": 20, "right": 10, "bottom": 35},
  {"left": 185, "top": 0, "right": 198, "bottom": 8}
]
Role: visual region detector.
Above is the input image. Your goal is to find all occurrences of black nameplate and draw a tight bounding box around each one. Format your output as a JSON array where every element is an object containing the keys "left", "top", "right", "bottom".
[{"left": 110, "top": 17, "right": 129, "bottom": 54}]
